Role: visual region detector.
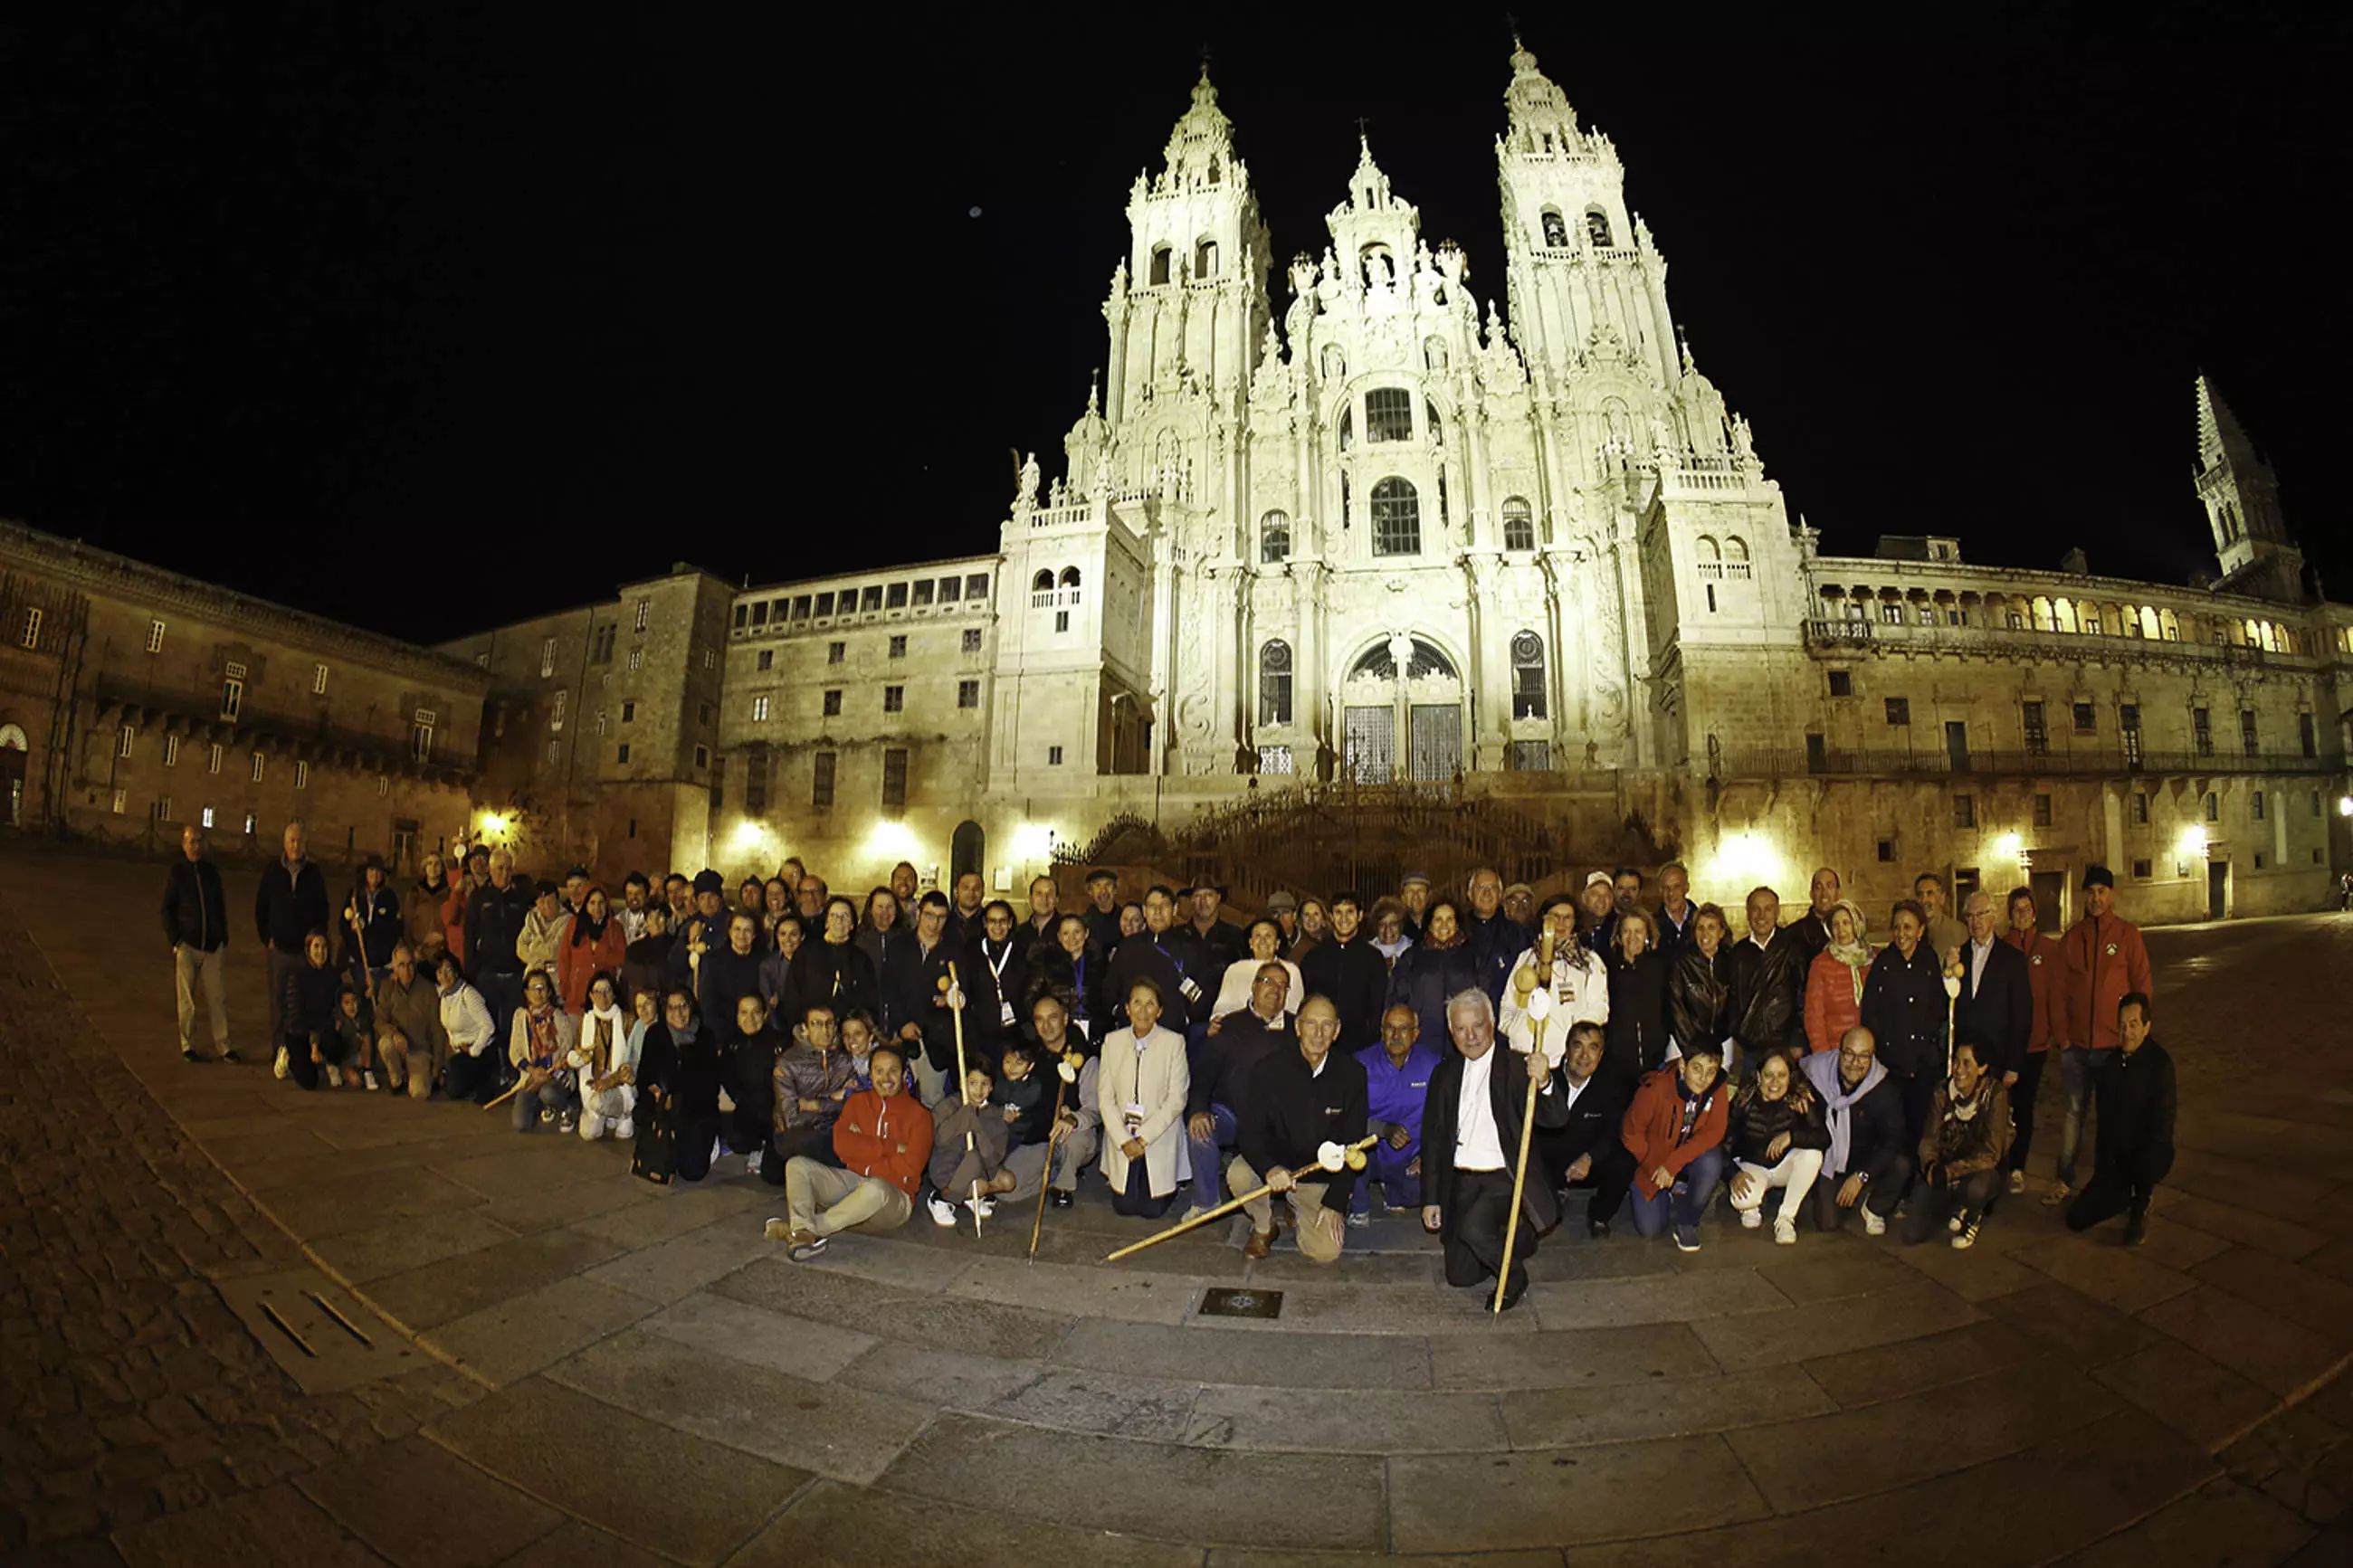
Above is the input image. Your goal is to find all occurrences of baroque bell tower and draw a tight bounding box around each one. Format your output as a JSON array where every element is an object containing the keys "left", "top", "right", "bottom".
[{"left": 2195, "top": 374, "right": 2303, "bottom": 603}]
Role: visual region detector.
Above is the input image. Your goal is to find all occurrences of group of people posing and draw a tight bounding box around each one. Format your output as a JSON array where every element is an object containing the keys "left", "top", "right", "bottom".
[{"left": 162, "top": 825, "right": 2181, "bottom": 1302}]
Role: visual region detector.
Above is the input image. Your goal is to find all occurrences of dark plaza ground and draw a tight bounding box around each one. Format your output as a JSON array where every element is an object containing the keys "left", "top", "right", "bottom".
[{"left": 3, "top": 839, "right": 2351, "bottom": 1566}]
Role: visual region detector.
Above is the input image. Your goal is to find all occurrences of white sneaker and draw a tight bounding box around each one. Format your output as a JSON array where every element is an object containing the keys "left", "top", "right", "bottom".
[
  {"left": 1952, "top": 1220, "right": 1980, "bottom": 1250},
  {"left": 1177, "top": 1204, "right": 1214, "bottom": 1224},
  {"left": 1948, "top": 1212, "right": 1965, "bottom": 1234},
  {"left": 973, "top": 1196, "right": 996, "bottom": 1219},
  {"left": 614, "top": 1118, "right": 634, "bottom": 1140},
  {"left": 362, "top": 1070, "right": 379, "bottom": 1092},
  {"left": 2006, "top": 1170, "right": 2025, "bottom": 1195},
  {"left": 744, "top": 1149, "right": 764, "bottom": 1176},
  {"left": 273, "top": 1046, "right": 290, "bottom": 1080},
  {"left": 1739, "top": 1207, "right": 1762, "bottom": 1230},
  {"left": 928, "top": 1195, "right": 957, "bottom": 1227},
  {"left": 1773, "top": 1217, "right": 1797, "bottom": 1245},
  {"left": 325, "top": 1064, "right": 344, "bottom": 1088},
  {"left": 1862, "top": 1207, "right": 1887, "bottom": 1237}
]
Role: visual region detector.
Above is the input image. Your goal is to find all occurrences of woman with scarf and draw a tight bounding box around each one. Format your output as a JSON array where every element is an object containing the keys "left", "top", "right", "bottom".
[
  {"left": 403, "top": 851, "right": 457, "bottom": 965},
  {"left": 1798, "top": 1030, "right": 1911, "bottom": 1235},
  {"left": 1215, "top": 917, "right": 1307, "bottom": 1020},
  {"left": 1368, "top": 898, "right": 1415, "bottom": 970},
  {"left": 1903, "top": 1040, "right": 2011, "bottom": 1250},
  {"left": 1726, "top": 1050, "right": 1830, "bottom": 1243},
  {"left": 1385, "top": 899, "right": 1477, "bottom": 1047},
  {"left": 506, "top": 968, "right": 581, "bottom": 1133},
  {"left": 1803, "top": 898, "right": 1874, "bottom": 1056},
  {"left": 569, "top": 972, "right": 640, "bottom": 1141},
  {"left": 1665, "top": 903, "right": 1733, "bottom": 1063},
  {"left": 1021, "top": 914, "right": 1105, "bottom": 1042},
  {"left": 788, "top": 896, "right": 881, "bottom": 1033},
  {"left": 634, "top": 987, "right": 735, "bottom": 1182},
  {"left": 557, "top": 886, "right": 628, "bottom": 1015},
  {"left": 1603, "top": 908, "right": 1672, "bottom": 1083},
  {"left": 1620, "top": 1043, "right": 1731, "bottom": 1252},
  {"left": 759, "top": 912, "right": 809, "bottom": 1023}
]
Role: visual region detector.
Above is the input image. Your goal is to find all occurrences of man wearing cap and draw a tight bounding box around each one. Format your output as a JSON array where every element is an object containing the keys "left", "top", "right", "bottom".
[
  {"left": 1186, "top": 883, "right": 1246, "bottom": 971},
  {"left": 1231, "top": 996, "right": 1369, "bottom": 1262},
  {"left": 667, "top": 870, "right": 733, "bottom": 993},
  {"left": 1501, "top": 882, "right": 1537, "bottom": 929},
  {"left": 1577, "top": 871, "right": 1617, "bottom": 953},
  {"left": 2045, "top": 865, "right": 2153, "bottom": 1207},
  {"left": 1397, "top": 871, "right": 1434, "bottom": 944},
  {"left": 1081, "top": 869, "right": 1122, "bottom": 955},
  {"left": 1266, "top": 889, "right": 1301, "bottom": 955}
]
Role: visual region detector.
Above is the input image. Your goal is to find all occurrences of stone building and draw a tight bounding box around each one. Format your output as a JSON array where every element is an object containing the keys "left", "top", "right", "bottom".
[
  {"left": 529, "top": 43, "right": 2353, "bottom": 922},
  {"left": 0, "top": 521, "right": 487, "bottom": 868},
  {"left": 435, "top": 564, "right": 735, "bottom": 880}
]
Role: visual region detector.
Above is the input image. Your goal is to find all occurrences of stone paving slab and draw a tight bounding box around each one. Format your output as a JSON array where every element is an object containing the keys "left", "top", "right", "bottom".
[
  {"left": 2091, "top": 1334, "right": 2284, "bottom": 1450},
  {"left": 110, "top": 1480, "right": 388, "bottom": 1568},
  {"left": 1519, "top": 1267, "right": 1789, "bottom": 1328},
  {"left": 874, "top": 1411, "right": 1388, "bottom": 1551},
  {"left": 2139, "top": 1284, "right": 2349, "bottom": 1400},
  {"left": 576, "top": 1216, "right": 774, "bottom": 1306},
  {"left": 566, "top": 1181, "right": 768, "bottom": 1250},
  {"left": 1497, "top": 1365, "right": 1831, "bottom": 1449},
  {"left": 834, "top": 1343, "right": 1049, "bottom": 1411},
  {"left": 1748, "top": 1249, "right": 1920, "bottom": 1305},
  {"left": 948, "top": 1254, "right": 1199, "bottom": 1326},
  {"left": 359, "top": 1229, "right": 627, "bottom": 1333},
  {"left": 983, "top": 1365, "right": 1202, "bottom": 1441},
  {"left": 1690, "top": 1278, "right": 1983, "bottom": 1371},
  {"left": 1795, "top": 1318, "right": 2039, "bottom": 1408},
  {"left": 1881, "top": 1233, "right": 2045, "bottom": 1301},
  {"left": 1053, "top": 1316, "right": 1433, "bottom": 1390},
  {"left": 2010, "top": 1231, "right": 2202, "bottom": 1315},
  {"left": 426, "top": 1275, "right": 654, "bottom": 1387},
  {"left": 1387, "top": 1435, "right": 1768, "bottom": 1553},
  {"left": 1426, "top": 1323, "right": 1713, "bottom": 1393},
  {"left": 424, "top": 1375, "right": 807, "bottom": 1565},
  {"left": 2193, "top": 1243, "right": 2353, "bottom": 1340},
  {"left": 1980, "top": 1279, "right": 2165, "bottom": 1366},
  {"left": 710, "top": 1256, "right": 1079, "bottom": 1361},
  {"left": 793, "top": 1231, "right": 987, "bottom": 1291},
  {"left": 307, "top": 1209, "right": 517, "bottom": 1287},
  {"left": 637, "top": 1291, "right": 879, "bottom": 1383},
  {"left": 543, "top": 1330, "right": 932, "bottom": 1484},
  {"left": 1184, "top": 1383, "right": 1506, "bottom": 1454},
  {"left": 1722, "top": 1358, "right": 2119, "bottom": 1512},
  {"left": 748, "top": 1479, "right": 1205, "bottom": 1568},
  {"left": 2054, "top": 1478, "right": 2317, "bottom": 1568},
  {"left": 249, "top": 1167, "right": 487, "bottom": 1242},
  {"left": 290, "top": 1433, "right": 564, "bottom": 1568},
  {"left": 504, "top": 1519, "right": 669, "bottom": 1568}
]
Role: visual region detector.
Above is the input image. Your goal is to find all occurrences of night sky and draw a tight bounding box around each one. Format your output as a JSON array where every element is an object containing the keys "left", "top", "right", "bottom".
[{"left": 3, "top": 4, "right": 2345, "bottom": 646}]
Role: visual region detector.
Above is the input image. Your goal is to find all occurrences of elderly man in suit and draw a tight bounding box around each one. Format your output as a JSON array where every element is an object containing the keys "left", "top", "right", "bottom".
[{"left": 1419, "top": 988, "right": 1571, "bottom": 1311}]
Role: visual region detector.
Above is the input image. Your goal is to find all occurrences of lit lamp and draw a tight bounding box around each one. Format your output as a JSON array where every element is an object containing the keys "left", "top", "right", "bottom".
[{"left": 2339, "top": 795, "right": 2352, "bottom": 818}]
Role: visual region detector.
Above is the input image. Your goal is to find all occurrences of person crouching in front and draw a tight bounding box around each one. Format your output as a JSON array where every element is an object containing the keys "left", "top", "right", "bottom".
[
  {"left": 1622, "top": 1044, "right": 1730, "bottom": 1252},
  {"left": 770, "top": 1043, "right": 932, "bottom": 1262}
]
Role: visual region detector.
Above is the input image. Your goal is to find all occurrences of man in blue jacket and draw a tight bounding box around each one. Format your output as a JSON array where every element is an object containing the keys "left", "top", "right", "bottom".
[{"left": 1352, "top": 1004, "right": 1441, "bottom": 1223}]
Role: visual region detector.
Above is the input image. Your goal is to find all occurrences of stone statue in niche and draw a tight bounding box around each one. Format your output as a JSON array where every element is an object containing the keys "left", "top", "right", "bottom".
[
  {"left": 1015, "top": 451, "right": 1040, "bottom": 509},
  {"left": 1649, "top": 415, "right": 1677, "bottom": 461},
  {"left": 1731, "top": 414, "right": 1756, "bottom": 463}
]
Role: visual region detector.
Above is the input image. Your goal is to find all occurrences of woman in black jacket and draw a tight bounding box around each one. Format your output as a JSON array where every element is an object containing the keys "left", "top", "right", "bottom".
[
  {"left": 1666, "top": 904, "right": 1732, "bottom": 1060},
  {"left": 280, "top": 931, "right": 348, "bottom": 1091},
  {"left": 1020, "top": 914, "right": 1106, "bottom": 1042},
  {"left": 1385, "top": 899, "right": 1481, "bottom": 1049},
  {"left": 1603, "top": 908, "right": 1672, "bottom": 1083},
  {"left": 1726, "top": 1050, "right": 1830, "bottom": 1243},
  {"left": 1859, "top": 899, "right": 1949, "bottom": 1153},
  {"left": 634, "top": 987, "right": 737, "bottom": 1183},
  {"left": 786, "top": 896, "right": 881, "bottom": 1030}
]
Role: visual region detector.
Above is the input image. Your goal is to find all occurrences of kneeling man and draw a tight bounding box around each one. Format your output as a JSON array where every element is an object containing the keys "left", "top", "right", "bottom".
[
  {"left": 1421, "top": 987, "right": 1571, "bottom": 1310},
  {"left": 1230, "top": 996, "right": 1369, "bottom": 1263}
]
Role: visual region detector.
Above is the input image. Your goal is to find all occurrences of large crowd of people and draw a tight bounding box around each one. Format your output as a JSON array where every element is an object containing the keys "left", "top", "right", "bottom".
[{"left": 164, "top": 822, "right": 2179, "bottom": 1307}]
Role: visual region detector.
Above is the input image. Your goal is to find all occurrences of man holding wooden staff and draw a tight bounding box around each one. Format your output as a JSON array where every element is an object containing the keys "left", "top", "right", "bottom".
[
  {"left": 1229, "top": 996, "right": 1369, "bottom": 1263},
  {"left": 1420, "top": 987, "right": 1571, "bottom": 1312}
]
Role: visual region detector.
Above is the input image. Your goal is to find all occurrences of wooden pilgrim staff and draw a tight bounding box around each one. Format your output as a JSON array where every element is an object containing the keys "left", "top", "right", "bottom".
[
  {"left": 1104, "top": 1136, "right": 1380, "bottom": 1263},
  {"left": 1494, "top": 927, "right": 1562, "bottom": 1316},
  {"left": 944, "top": 962, "right": 983, "bottom": 1239},
  {"left": 1026, "top": 1050, "right": 1080, "bottom": 1264}
]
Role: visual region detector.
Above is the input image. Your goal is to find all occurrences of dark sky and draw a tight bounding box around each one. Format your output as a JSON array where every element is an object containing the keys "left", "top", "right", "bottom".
[{"left": 3, "top": 4, "right": 2346, "bottom": 645}]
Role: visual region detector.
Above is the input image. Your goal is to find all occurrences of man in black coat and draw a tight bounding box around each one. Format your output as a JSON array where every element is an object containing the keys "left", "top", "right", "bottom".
[
  {"left": 1186, "top": 962, "right": 1294, "bottom": 1217},
  {"left": 1299, "top": 893, "right": 1389, "bottom": 1050},
  {"left": 1799, "top": 1027, "right": 1913, "bottom": 1234},
  {"left": 1231, "top": 997, "right": 1369, "bottom": 1262},
  {"left": 2066, "top": 993, "right": 2175, "bottom": 1247},
  {"left": 465, "top": 846, "right": 537, "bottom": 1048},
  {"left": 1537, "top": 1022, "right": 1636, "bottom": 1237},
  {"left": 1726, "top": 887, "right": 1809, "bottom": 1075},
  {"left": 1953, "top": 890, "right": 2033, "bottom": 1084},
  {"left": 1419, "top": 988, "right": 1571, "bottom": 1310},
  {"left": 886, "top": 892, "right": 974, "bottom": 1107},
  {"left": 1106, "top": 887, "right": 1215, "bottom": 1035},
  {"left": 164, "top": 823, "right": 235, "bottom": 1062},
  {"left": 254, "top": 820, "right": 329, "bottom": 1060},
  {"left": 1184, "top": 884, "right": 1248, "bottom": 972}
]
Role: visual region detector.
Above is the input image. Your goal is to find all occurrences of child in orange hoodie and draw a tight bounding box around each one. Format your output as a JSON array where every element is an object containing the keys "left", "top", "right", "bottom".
[{"left": 1621, "top": 1045, "right": 1730, "bottom": 1252}]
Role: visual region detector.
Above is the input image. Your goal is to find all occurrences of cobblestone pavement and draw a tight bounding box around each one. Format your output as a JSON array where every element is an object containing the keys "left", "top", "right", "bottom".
[
  {"left": 0, "top": 861, "right": 479, "bottom": 1563},
  {"left": 5, "top": 836, "right": 2352, "bottom": 1565}
]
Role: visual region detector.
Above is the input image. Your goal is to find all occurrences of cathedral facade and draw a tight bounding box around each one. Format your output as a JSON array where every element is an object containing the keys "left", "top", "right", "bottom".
[{"left": 462, "top": 43, "right": 2349, "bottom": 927}]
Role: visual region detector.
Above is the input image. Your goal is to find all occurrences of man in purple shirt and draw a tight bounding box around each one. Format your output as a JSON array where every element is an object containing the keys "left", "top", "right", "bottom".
[{"left": 1351, "top": 1003, "right": 1442, "bottom": 1224}]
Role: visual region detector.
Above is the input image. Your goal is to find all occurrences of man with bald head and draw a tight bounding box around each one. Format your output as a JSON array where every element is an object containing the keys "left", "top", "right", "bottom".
[
  {"left": 1232, "top": 995, "right": 1368, "bottom": 1262},
  {"left": 1726, "top": 886, "right": 1807, "bottom": 1078},
  {"left": 1788, "top": 866, "right": 1843, "bottom": 965}
]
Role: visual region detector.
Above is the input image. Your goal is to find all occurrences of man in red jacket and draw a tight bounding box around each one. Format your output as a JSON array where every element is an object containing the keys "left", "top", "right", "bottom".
[
  {"left": 2045, "top": 866, "right": 2152, "bottom": 1207},
  {"left": 2001, "top": 887, "right": 2063, "bottom": 1196},
  {"left": 1621, "top": 1044, "right": 1730, "bottom": 1252},
  {"left": 768, "top": 1043, "right": 933, "bottom": 1261}
]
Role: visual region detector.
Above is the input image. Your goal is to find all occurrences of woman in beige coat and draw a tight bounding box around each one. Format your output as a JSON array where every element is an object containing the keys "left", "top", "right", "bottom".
[{"left": 1097, "top": 976, "right": 1191, "bottom": 1219}]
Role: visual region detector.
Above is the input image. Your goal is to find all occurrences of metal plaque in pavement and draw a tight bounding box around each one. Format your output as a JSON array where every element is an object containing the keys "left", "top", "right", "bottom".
[{"left": 1198, "top": 1287, "right": 1284, "bottom": 1320}]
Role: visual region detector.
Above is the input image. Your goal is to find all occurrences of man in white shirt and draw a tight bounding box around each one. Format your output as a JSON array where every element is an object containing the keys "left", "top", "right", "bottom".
[{"left": 1419, "top": 988, "right": 1570, "bottom": 1311}]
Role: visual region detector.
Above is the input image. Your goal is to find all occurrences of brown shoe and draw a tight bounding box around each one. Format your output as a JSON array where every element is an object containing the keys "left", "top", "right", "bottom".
[{"left": 1243, "top": 1228, "right": 1274, "bottom": 1259}]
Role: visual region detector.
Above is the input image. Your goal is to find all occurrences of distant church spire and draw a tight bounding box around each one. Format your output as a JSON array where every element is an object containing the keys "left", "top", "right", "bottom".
[{"left": 2194, "top": 373, "right": 2302, "bottom": 603}]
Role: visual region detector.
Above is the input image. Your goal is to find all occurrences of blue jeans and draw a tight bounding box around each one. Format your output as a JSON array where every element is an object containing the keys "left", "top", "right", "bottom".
[
  {"left": 1351, "top": 1142, "right": 1421, "bottom": 1212},
  {"left": 1186, "top": 1104, "right": 1236, "bottom": 1212},
  {"left": 1630, "top": 1147, "right": 1726, "bottom": 1238},
  {"left": 2056, "top": 1047, "right": 2114, "bottom": 1187}
]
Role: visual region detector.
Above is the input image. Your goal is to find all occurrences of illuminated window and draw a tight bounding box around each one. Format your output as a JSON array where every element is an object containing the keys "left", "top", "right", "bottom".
[
  {"left": 295, "top": 761, "right": 309, "bottom": 790},
  {"left": 312, "top": 663, "right": 329, "bottom": 694},
  {"left": 540, "top": 637, "right": 557, "bottom": 677},
  {"left": 752, "top": 696, "right": 770, "bottom": 722},
  {"left": 1366, "top": 387, "right": 1413, "bottom": 442},
  {"left": 1510, "top": 632, "right": 1547, "bottom": 719},
  {"left": 147, "top": 620, "right": 166, "bottom": 653},
  {"left": 1501, "top": 497, "right": 1535, "bottom": 551},
  {"left": 118, "top": 725, "right": 135, "bottom": 758},
  {"left": 164, "top": 735, "right": 180, "bottom": 767},
  {"left": 1259, "top": 641, "right": 1292, "bottom": 725},
  {"left": 1370, "top": 478, "right": 1420, "bottom": 556}
]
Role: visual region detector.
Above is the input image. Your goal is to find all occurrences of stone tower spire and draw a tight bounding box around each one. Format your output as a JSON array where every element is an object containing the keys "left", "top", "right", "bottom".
[{"left": 2194, "top": 374, "right": 2302, "bottom": 602}]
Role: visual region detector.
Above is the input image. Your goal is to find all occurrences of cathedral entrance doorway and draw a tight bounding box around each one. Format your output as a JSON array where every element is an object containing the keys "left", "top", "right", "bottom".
[
  {"left": 1338, "top": 635, "right": 1466, "bottom": 784},
  {"left": 950, "top": 821, "right": 985, "bottom": 886}
]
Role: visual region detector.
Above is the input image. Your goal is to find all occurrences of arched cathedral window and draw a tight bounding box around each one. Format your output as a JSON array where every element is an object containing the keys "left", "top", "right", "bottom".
[
  {"left": 1366, "top": 387, "right": 1413, "bottom": 442},
  {"left": 1501, "top": 497, "right": 1536, "bottom": 552},
  {"left": 1511, "top": 632, "right": 1548, "bottom": 719},
  {"left": 1540, "top": 209, "right": 1567, "bottom": 248},
  {"left": 1370, "top": 478, "right": 1420, "bottom": 556},
  {"left": 1259, "top": 641, "right": 1292, "bottom": 725},
  {"left": 1425, "top": 398, "right": 1443, "bottom": 444},
  {"left": 1586, "top": 208, "right": 1614, "bottom": 248},
  {"left": 1059, "top": 566, "right": 1081, "bottom": 589},
  {"left": 1032, "top": 570, "right": 1053, "bottom": 593},
  {"left": 1260, "top": 511, "right": 1291, "bottom": 564},
  {"left": 1148, "top": 245, "right": 1172, "bottom": 286},
  {"left": 1195, "top": 239, "right": 1219, "bottom": 278},
  {"left": 1338, "top": 404, "right": 1353, "bottom": 451}
]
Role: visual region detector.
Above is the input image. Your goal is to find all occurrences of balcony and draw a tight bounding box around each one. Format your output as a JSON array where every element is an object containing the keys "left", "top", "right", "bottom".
[
  {"left": 92, "top": 676, "right": 474, "bottom": 784},
  {"left": 1709, "top": 741, "right": 2344, "bottom": 783},
  {"left": 1804, "top": 617, "right": 2306, "bottom": 669}
]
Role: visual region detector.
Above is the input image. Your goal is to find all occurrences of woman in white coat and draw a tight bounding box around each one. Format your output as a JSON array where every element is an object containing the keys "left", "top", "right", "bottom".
[
  {"left": 569, "top": 972, "right": 641, "bottom": 1141},
  {"left": 1097, "top": 976, "right": 1190, "bottom": 1219}
]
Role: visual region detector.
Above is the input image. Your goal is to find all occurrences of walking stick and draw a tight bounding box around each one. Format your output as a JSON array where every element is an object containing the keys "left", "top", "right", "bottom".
[
  {"left": 1105, "top": 1136, "right": 1377, "bottom": 1262},
  {"left": 1027, "top": 1058, "right": 1078, "bottom": 1264},
  {"left": 945, "top": 963, "right": 982, "bottom": 1239},
  {"left": 1495, "top": 933, "right": 1558, "bottom": 1316}
]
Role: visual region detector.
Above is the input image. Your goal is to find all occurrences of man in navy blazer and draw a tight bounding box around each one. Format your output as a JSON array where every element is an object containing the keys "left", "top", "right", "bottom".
[{"left": 1953, "top": 890, "right": 2034, "bottom": 1084}]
